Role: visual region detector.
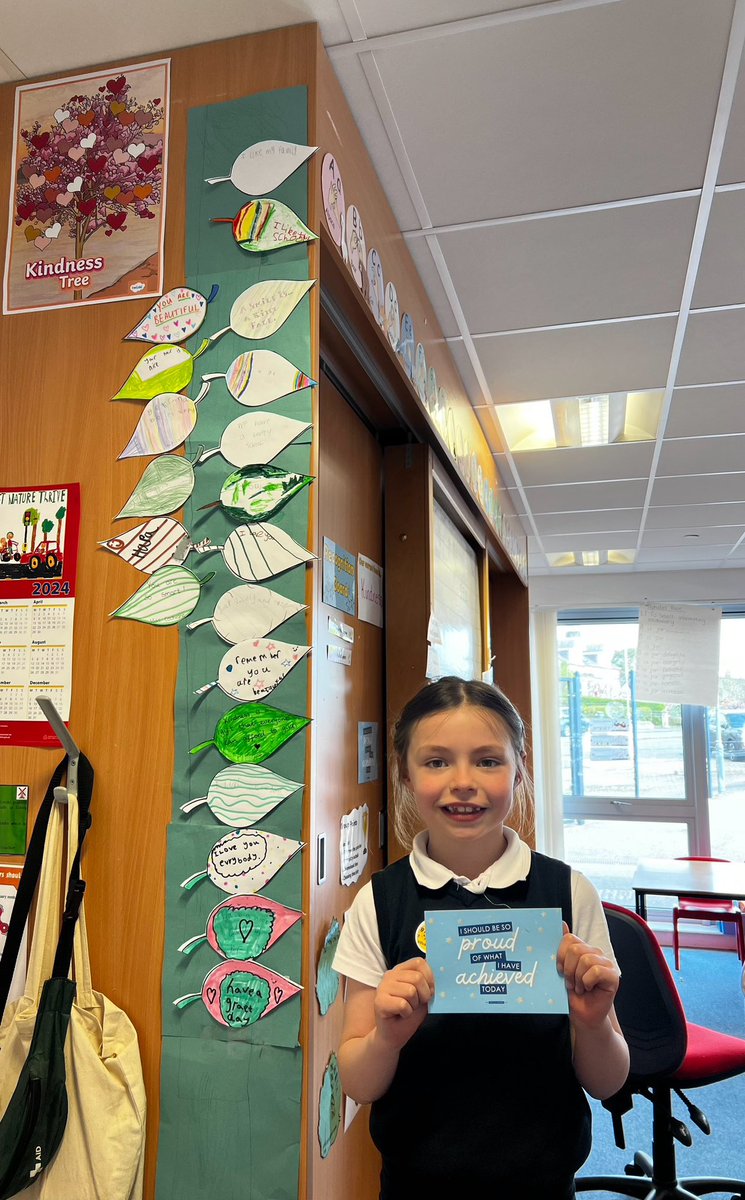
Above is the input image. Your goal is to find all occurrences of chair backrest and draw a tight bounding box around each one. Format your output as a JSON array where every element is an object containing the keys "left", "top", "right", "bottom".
[{"left": 603, "top": 903, "right": 688, "bottom": 1083}]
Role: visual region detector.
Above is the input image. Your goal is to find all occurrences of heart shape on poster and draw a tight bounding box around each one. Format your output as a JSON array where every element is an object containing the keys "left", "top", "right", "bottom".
[
  {"left": 110, "top": 101, "right": 126, "bottom": 115},
  {"left": 68, "top": 146, "right": 85, "bottom": 162},
  {"left": 139, "top": 153, "right": 159, "bottom": 173},
  {"left": 79, "top": 198, "right": 96, "bottom": 216},
  {"left": 107, "top": 75, "right": 126, "bottom": 94},
  {"left": 104, "top": 185, "right": 121, "bottom": 200},
  {"left": 44, "top": 165, "right": 62, "bottom": 183},
  {"left": 29, "top": 173, "right": 45, "bottom": 189},
  {"left": 30, "top": 132, "right": 50, "bottom": 150},
  {"left": 44, "top": 188, "right": 58, "bottom": 204},
  {"left": 67, "top": 176, "right": 83, "bottom": 193},
  {"left": 17, "top": 200, "right": 35, "bottom": 220},
  {"left": 128, "top": 142, "right": 145, "bottom": 158},
  {"left": 54, "top": 107, "right": 70, "bottom": 123},
  {"left": 113, "top": 148, "right": 130, "bottom": 164},
  {"left": 24, "top": 226, "right": 41, "bottom": 242},
  {"left": 34, "top": 236, "right": 50, "bottom": 250},
  {"left": 134, "top": 184, "right": 152, "bottom": 199},
  {"left": 88, "top": 154, "right": 107, "bottom": 174},
  {"left": 118, "top": 190, "right": 135, "bottom": 205},
  {"left": 57, "top": 192, "right": 75, "bottom": 207},
  {"left": 273, "top": 987, "right": 283, "bottom": 1004},
  {"left": 45, "top": 222, "right": 62, "bottom": 239},
  {"left": 107, "top": 212, "right": 127, "bottom": 229},
  {"left": 80, "top": 133, "right": 96, "bottom": 148},
  {"left": 78, "top": 110, "right": 95, "bottom": 126},
  {"left": 62, "top": 118, "right": 78, "bottom": 134},
  {"left": 119, "top": 111, "right": 136, "bottom": 126}
]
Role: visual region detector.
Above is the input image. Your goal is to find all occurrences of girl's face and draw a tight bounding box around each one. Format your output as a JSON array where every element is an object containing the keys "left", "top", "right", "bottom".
[{"left": 402, "top": 704, "right": 520, "bottom": 872}]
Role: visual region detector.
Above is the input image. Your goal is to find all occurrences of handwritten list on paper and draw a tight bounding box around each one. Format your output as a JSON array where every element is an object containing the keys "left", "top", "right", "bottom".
[{"left": 635, "top": 603, "right": 721, "bottom": 708}]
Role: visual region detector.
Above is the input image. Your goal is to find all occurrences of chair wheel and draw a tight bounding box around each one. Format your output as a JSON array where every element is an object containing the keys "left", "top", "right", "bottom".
[{"left": 625, "top": 1151, "right": 653, "bottom": 1178}]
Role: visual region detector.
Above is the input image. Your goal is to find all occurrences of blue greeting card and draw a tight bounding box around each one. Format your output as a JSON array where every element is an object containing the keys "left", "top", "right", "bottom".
[{"left": 425, "top": 907, "right": 569, "bottom": 1015}]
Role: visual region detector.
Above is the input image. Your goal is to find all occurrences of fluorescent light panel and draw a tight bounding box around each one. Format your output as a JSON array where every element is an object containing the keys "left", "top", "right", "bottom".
[
  {"left": 496, "top": 391, "right": 663, "bottom": 452},
  {"left": 546, "top": 549, "right": 637, "bottom": 568}
]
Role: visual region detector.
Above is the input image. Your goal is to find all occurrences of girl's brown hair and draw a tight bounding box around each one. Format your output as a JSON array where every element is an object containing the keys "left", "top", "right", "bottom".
[{"left": 390, "top": 676, "right": 533, "bottom": 848}]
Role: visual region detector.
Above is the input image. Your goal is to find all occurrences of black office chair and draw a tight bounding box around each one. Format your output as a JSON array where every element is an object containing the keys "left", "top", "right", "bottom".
[{"left": 576, "top": 902, "right": 745, "bottom": 1199}]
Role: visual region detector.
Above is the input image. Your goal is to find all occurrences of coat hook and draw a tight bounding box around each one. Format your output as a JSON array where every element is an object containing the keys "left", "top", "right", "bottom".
[{"left": 35, "top": 696, "right": 80, "bottom": 797}]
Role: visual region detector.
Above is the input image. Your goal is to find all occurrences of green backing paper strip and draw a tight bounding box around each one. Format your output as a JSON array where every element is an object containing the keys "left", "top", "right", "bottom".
[{"left": 156, "top": 85, "right": 311, "bottom": 1200}]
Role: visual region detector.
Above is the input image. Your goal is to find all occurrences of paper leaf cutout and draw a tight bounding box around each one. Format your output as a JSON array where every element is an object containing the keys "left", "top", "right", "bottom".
[
  {"left": 223, "top": 523, "right": 315, "bottom": 582},
  {"left": 318, "top": 1053, "right": 342, "bottom": 1158},
  {"left": 197, "top": 637, "right": 310, "bottom": 702},
  {"left": 190, "top": 702, "right": 310, "bottom": 762},
  {"left": 111, "top": 565, "right": 208, "bottom": 626},
  {"left": 213, "top": 349, "right": 315, "bottom": 407},
  {"left": 119, "top": 393, "right": 198, "bottom": 459},
  {"left": 218, "top": 465, "right": 313, "bottom": 522},
  {"left": 99, "top": 517, "right": 191, "bottom": 574},
  {"left": 179, "top": 894, "right": 303, "bottom": 960},
  {"left": 205, "top": 140, "right": 317, "bottom": 194},
  {"left": 201, "top": 412, "right": 311, "bottom": 469},
  {"left": 316, "top": 918, "right": 341, "bottom": 1016},
  {"left": 125, "top": 288, "right": 210, "bottom": 345},
  {"left": 229, "top": 278, "right": 314, "bottom": 340},
  {"left": 215, "top": 199, "right": 317, "bottom": 252},
  {"left": 116, "top": 455, "right": 195, "bottom": 518},
  {"left": 174, "top": 959, "right": 302, "bottom": 1029},
  {"left": 204, "top": 827, "right": 302, "bottom": 894},
  {"left": 113, "top": 345, "right": 194, "bottom": 400},
  {"left": 180, "top": 762, "right": 302, "bottom": 825},
  {"left": 187, "top": 583, "right": 307, "bottom": 643}
]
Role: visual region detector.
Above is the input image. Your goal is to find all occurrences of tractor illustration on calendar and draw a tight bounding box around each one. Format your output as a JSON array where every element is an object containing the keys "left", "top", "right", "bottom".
[{"left": 0, "top": 504, "right": 67, "bottom": 581}]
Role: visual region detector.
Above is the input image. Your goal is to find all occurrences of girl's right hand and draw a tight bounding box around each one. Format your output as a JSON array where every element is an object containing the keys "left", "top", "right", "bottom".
[{"left": 374, "top": 957, "right": 434, "bottom": 1051}]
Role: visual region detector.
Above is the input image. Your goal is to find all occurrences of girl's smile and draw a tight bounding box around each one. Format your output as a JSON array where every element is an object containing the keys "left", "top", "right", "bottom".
[{"left": 403, "top": 705, "right": 520, "bottom": 876}]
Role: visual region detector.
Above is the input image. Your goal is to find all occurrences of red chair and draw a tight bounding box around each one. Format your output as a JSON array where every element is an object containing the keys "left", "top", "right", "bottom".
[
  {"left": 672, "top": 857, "right": 745, "bottom": 971},
  {"left": 576, "top": 903, "right": 745, "bottom": 1199}
]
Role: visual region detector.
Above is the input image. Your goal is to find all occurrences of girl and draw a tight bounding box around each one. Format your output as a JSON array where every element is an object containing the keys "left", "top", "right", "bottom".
[{"left": 335, "top": 676, "right": 629, "bottom": 1200}]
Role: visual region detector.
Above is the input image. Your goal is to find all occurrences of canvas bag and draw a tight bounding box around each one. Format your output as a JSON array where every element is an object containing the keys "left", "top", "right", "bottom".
[{"left": 0, "top": 758, "right": 146, "bottom": 1199}]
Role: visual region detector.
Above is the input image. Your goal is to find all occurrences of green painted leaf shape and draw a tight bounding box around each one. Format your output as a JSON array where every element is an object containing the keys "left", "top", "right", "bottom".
[
  {"left": 113, "top": 345, "right": 194, "bottom": 401},
  {"left": 112, "top": 565, "right": 204, "bottom": 626},
  {"left": 190, "top": 702, "right": 310, "bottom": 762},
  {"left": 117, "top": 455, "right": 195, "bottom": 518},
  {"left": 219, "top": 465, "right": 313, "bottom": 523}
]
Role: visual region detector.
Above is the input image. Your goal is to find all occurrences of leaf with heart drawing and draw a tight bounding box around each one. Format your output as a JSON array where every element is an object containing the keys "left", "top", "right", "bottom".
[
  {"left": 173, "top": 958, "right": 302, "bottom": 1029},
  {"left": 124, "top": 285, "right": 217, "bottom": 344},
  {"left": 178, "top": 894, "right": 303, "bottom": 961}
]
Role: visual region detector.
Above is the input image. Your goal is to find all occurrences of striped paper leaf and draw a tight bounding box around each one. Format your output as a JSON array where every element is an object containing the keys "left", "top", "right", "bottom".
[
  {"left": 111, "top": 565, "right": 207, "bottom": 626},
  {"left": 180, "top": 762, "right": 302, "bottom": 825}
]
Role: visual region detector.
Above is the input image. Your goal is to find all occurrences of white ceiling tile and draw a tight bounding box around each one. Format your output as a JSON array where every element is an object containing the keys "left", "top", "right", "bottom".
[
  {"left": 351, "top": 0, "right": 549, "bottom": 40},
  {"left": 636, "top": 546, "right": 732, "bottom": 566},
  {"left": 641, "top": 527, "right": 740, "bottom": 548},
  {"left": 650, "top": 473, "right": 745, "bottom": 505},
  {"left": 534, "top": 509, "right": 642, "bottom": 536},
  {"left": 478, "top": 319, "right": 674, "bottom": 404},
  {"left": 371, "top": 0, "right": 732, "bottom": 225},
  {"left": 677, "top": 309, "right": 745, "bottom": 385},
  {"left": 0, "top": 1, "right": 350, "bottom": 78},
  {"left": 644, "top": 502, "right": 745, "bottom": 531},
  {"left": 447, "top": 338, "right": 490, "bottom": 408},
  {"left": 437, "top": 198, "right": 696, "bottom": 333},
  {"left": 692, "top": 190, "right": 745, "bottom": 309},
  {"left": 657, "top": 434, "right": 745, "bottom": 476},
  {"left": 666, "top": 385, "right": 745, "bottom": 438},
  {"left": 404, "top": 238, "right": 460, "bottom": 339},
  {"left": 522, "top": 479, "right": 648, "bottom": 515},
  {"left": 718, "top": 40, "right": 745, "bottom": 185},
  {"left": 538, "top": 532, "right": 640, "bottom": 552},
  {"left": 511, "top": 442, "right": 656, "bottom": 488}
]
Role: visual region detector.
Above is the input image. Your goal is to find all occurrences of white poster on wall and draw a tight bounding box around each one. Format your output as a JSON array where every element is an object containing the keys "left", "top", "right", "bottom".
[
  {"left": 357, "top": 554, "right": 383, "bottom": 627},
  {"left": 635, "top": 603, "right": 721, "bottom": 708}
]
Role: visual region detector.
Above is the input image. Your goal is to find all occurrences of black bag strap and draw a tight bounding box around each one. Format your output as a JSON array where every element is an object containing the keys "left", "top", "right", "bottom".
[{"left": 0, "top": 754, "right": 93, "bottom": 1020}]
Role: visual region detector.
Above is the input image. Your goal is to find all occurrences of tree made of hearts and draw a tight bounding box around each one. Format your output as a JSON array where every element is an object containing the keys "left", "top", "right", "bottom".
[{"left": 15, "top": 74, "right": 165, "bottom": 266}]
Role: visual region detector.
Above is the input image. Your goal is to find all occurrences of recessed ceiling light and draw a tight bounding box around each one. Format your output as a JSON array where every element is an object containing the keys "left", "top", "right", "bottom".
[{"left": 495, "top": 390, "right": 663, "bottom": 453}]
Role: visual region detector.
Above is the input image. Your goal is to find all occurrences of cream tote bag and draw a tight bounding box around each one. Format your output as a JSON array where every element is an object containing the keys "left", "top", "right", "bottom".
[{"left": 0, "top": 768, "right": 146, "bottom": 1199}]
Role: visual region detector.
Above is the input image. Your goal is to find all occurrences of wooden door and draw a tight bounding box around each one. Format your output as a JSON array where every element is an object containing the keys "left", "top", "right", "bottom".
[{"left": 306, "top": 371, "right": 385, "bottom": 1198}]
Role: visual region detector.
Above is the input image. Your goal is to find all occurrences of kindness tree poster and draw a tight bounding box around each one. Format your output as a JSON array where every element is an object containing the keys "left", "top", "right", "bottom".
[{"left": 3, "top": 60, "right": 170, "bottom": 315}]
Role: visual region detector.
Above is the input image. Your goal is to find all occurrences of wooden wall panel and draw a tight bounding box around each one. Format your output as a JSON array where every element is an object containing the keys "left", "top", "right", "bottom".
[{"left": 0, "top": 25, "right": 319, "bottom": 1199}]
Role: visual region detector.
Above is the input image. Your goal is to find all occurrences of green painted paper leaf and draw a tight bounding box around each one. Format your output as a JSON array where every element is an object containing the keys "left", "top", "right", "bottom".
[
  {"left": 113, "top": 345, "right": 194, "bottom": 401},
  {"left": 228, "top": 198, "right": 317, "bottom": 252},
  {"left": 190, "top": 702, "right": 310, "bottom": 763},
  {"left": 111, "top": 564, "right": 205, "bottom": 626},
  {"left": 219, "top": 465, "right": 313, "bottom": 522},
  {"left": 116, "top": 455, "right": 195, "bottom": 518}
]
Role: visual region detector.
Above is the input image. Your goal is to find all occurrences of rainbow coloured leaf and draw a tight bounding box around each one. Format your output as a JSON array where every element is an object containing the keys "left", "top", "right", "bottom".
[
  {"left": 125, "top": 287, "right": 213, "bottom": 345},
  {"left": 119, "top": 393, "right": 198, "bottom": 459},
  {"left": 116, "top": 455, "right": 195, "bottom": 518},
  {"left": 189, "top": 701, "right": 310, "bottom": 762},
  {"left": 200, "top": 349, "right": 315, "bottom": 408},
  {"left": 180, "top": 762, "right": 303, "bottom": 825},
  {"left": 214, "top": 198, "right": 317, "bottom": 252},
  {"left": 111, "top": 565, "right": 211, "bottom": 626},
  {"left": 113, "top": 345, "right": 194, "bottom": 400}
]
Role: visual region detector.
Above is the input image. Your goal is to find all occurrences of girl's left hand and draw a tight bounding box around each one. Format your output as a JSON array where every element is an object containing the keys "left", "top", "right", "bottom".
[{"left": 557, "top": 923, "right": 620, "bottom": 1029}]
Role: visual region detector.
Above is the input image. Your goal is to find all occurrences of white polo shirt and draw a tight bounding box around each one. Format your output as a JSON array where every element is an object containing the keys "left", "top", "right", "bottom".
[{"left": 333, "top": 827, "right": 615, "bottom": 988}]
